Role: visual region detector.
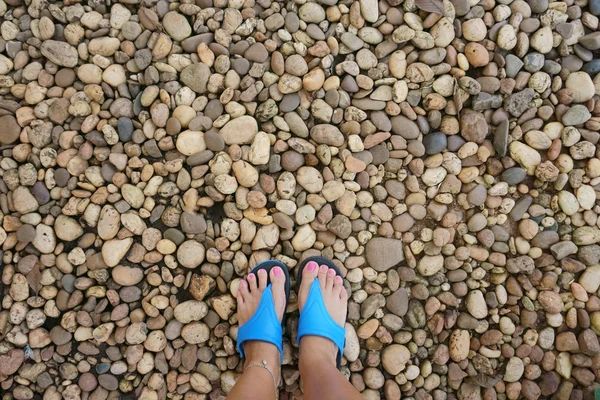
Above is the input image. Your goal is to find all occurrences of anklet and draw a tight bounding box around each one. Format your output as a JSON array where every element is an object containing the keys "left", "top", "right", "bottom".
[{"left": 245, "top": 359, "right": 278, "bottom": 390}]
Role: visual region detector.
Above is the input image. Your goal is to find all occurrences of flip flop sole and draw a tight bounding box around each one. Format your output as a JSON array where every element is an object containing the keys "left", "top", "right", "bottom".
[
  {"left": 296, "top": 256, "right": 346, "bottom": 368},
  {"left": 250, "top": 260, "right": 291, "bottom": 326},
  {"left": 236, "top": 260, "right": 291, "bottom": 363}
]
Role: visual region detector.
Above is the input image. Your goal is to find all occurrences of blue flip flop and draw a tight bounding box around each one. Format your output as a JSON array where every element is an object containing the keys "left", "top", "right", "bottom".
[
  {"left": 236, "top": 260, "right": 290, "bottom": 363},
  {"left": 296, "top": 256, "right": 346, "bottom": 368}
]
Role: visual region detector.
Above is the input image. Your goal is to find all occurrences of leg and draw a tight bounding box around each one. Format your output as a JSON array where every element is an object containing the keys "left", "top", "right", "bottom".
[
  {"left": 227, "top": 268, "right": 287, "bottom": 400},
  {"left": 299, "top": 338, "right": 364, "bottom": 400},
  {"left": 297, "top": 262, "right": 363, "bottom": 400},
  {"left": 227, "top": 342, "right": 278, "bottom": 400}
]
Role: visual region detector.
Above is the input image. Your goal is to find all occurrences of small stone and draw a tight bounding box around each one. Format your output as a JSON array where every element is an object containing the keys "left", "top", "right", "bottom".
[
  {"left": 177, "top": 240, "right": 206, "bottom": 269},
  {"left": 0, "top": 349, "right": 24, "bottom": 376},
  {"left": 122, "top": 184, "right": 145, "bottom": 208},
  {"left": 54, "top": 215, "right": 84, "bottom": 241},
  {"left": 189, "top": 275, "right": 216, "bottom": 301},
  {"left": 423, "top": 132, "right": 447, "bottom": 154},
  {"left": 494, "top": 119, "right": 509, "bottom": 156},
  {"left": 366, "top": 238, "right": 404, "bottom": 271},
  {"left": 504, "top": 357, "right": 524, "bottom": 382},
  {"left": 578, "top": 329, "right": 600, "bottom": 355},
  {"left": 310, "top": 124, "right": 344, "bottom": 146},
  {"left": 538, "top": 291, "right": 564, "bottom": 313},
  {"left": 163, "top": 12, "right": 192, "bottom": 41},
  {"left": 530, "top": 26, "right": 553, "bottom": 53},
  {"left": 579, "top": 32, "right": 600, "bottom": 50},
  {"left": 12, "top": 186, "right": 39, "bottom": 214},
  {"left": 449, "top": 329, "right": 470, "bottom": 362},
  {"left": 102, "top": 238, "right": 133, "bottom": 267},
  {"left": 344, "top": 323, "right": 360, "bottom": 362},
  {"left": 40, "top": 41, "right": 78, "bottom": 67},
  {"left": 417, "top": 255, "right": 444, "bottom": 276},
  {"left": 386, "top": 288, "right": 408, "bottom": 317},
  {"left": 562, "top": 105, "right": 591, "bottom": 126},
  {"left": 381, "top": 344, "right": 410, "bottom": 375},
  {"left": 510, "top": 141, "right": 541, "bottom": 174},
  {"left": 460, "top": 110, "right": 488, "bottom": 143},
  {"left": 0, "top": 115, "right": 21, "bottom": 144},
  {"left": 565, "top": 72, "right": 595, "bottom": 103},
  {"left": 174, "top": 301, "right": 208, "bottom": 323},
  {"left": 112, "top": 266, "right": 144, "bottom": 286},
  {"left": 466, "top": 290, "right": 488, "bottom": 319},
  {"left": 505, "top": 88, "right": 535, "bottom": 117},
  {"left": 176, "top": 131, "right": 207, "bottom": 156},
  {"left": 180, "top": 63, "right": 211, "bottom": 94},
  {"left": 579, "top": 265, "right": 600, "bottom": 293},
  {"left": 220, "top": 116, "right": 258, "bottom": 145}
]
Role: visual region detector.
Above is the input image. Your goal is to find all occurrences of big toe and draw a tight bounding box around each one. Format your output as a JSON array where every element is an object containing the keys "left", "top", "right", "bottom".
[
  {"left": 298, "top": 261, "right": 319, "bottom": 310},
  {"left": 302, "top": 261, "right": 319, "bottom": 283},
  {"left": 269, "top": 266, "right": 286, "bottom": 322}
]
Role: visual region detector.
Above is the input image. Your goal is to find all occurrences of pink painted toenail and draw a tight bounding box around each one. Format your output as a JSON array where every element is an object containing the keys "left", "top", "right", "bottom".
[
  {"left": 320, "top": 265, "right": 328, "bottom": 272},
  {"left": 273, "top": 267, "right": 281, "bottom": 276},
  {"left": 328, "top": 269, "right": 336, "bottom": 276},
  {"left": 307, "top": 262, "right": 317, "bottom": 271},
  {"left": 248, "top": 273, "right": 255, "bottom": 279},
  {"left": 335, "top": 276, "right": 343, "bottom": 283}
]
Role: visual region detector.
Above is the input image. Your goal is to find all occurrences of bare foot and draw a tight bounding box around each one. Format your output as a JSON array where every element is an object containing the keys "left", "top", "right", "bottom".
[
  {"left": 298, "top": 261, "right": 348, "bottom": 366},
  {"left": 236, "top": 267, "right": 286, "bottom": 384}
]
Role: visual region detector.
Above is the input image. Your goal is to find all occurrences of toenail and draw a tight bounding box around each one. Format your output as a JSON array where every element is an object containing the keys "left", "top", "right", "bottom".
[
  {"left": 273, "top": 267, "right": 281, "bottom": 276},
  {"left": 258, "top": 269, "right": 266, "bottom": 275},
  {"left": 307, "top": 261, "right": 317, "bottom": 272},
  {"left": 320, "top": 265, "right": 328, "bottom": 271},
  {"left": 328, "top": 269, "right": 336, "bottom": 276},
  {"left": 335, "top": 276, "right": 343, "bottom": 283},
  {"left": 248, "top": 273, "right": 255, "bottom": 279}
]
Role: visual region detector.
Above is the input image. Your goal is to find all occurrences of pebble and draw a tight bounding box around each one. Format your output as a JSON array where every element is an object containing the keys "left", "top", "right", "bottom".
[
  {"left": 0, "top": 115, "right": 21, "bottom": 144},
  {"left": 562, "top": 105, "right": 591, "bottom": 126},
  {"left": 504, "top": 357, "right": 525, "bottom": 382},
  {"left": 565, "top": 72, "right": 595, "bottom": 103},
  {"left": 365, "top": 238, "right": 404, "bottom": 271},
  {"left": 163, "top": 12, "right": 192, "bottom": 41},
  {"left": 423, "top": 132, "right": 447, "bottom": 155},
  {"left": 180, "top": 63, "right": 211, "bottom": 94},
  {"left": 219, "top": 116, "right": 258, "bottom": 145},
  {"left": 501, "top": 167, "right": 527, "bottom": 185},
  {"left": 381, "top": 344, "right": 410, "bottom": 375},
  {"left": 386, "top": 288, "right": 408, "bottom": 317}
]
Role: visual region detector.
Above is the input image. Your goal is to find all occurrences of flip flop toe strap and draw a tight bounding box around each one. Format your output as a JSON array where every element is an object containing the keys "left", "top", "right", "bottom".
[
  {"left": 297, "top": 280, "right": 346, "bottom": 367},
  {"left": 236, "top": 285, "right": 284, "bottom": 363}
]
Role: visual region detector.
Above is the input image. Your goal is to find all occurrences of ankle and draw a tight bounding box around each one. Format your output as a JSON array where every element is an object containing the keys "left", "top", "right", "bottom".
[
  {"left": 299, "top": 336, "right": 338, "bottom": 368},
  {"left": 243, "top": 341, "right": 281, "bottom": 380}
]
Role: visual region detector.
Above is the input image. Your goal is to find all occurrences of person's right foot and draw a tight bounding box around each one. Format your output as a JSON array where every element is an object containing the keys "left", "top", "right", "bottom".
[{"left": 297, "top": 261, "right": 348, "bottom": 365}]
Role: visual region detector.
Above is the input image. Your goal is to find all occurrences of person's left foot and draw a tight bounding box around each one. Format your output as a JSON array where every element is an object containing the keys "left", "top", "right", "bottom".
[{"left": 236, "top": 267, "right": 286, "bottom": 384}]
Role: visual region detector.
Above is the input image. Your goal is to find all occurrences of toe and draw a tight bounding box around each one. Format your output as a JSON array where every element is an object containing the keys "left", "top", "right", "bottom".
[
  {"left": 340, "top": 285, "right": 348, "bottom": 301},
  {"left": 270, "top": 266, "right": 286, "bottom": 291},
  {"left": 317, "top": 264, "right": 328, "bottom": 291},
  {"left": 257, "top": 269, "right": 268, "bottom": 291},
  {"left": 236, "top": 286, "right": 245, "bottom": 306},
  {"left": 301, "top": 261, "right": 319, "bottom": 284},
  {"left": 270, "top": 266, "right": 286, "bottom": 322},
  {"left": 247, "top": 273, "right": 258, "bottom": 292},
  {"left": 332, "top": 275, "right": 343, "bottom": 297},
  {"left": 298, "top": 261, "right": 319, "bottom": 311},
  {"left": 325, "top": 268, "right": 335, "bottom": 291},
  {"left": 238, "top": 279, "right": 249, "bottom": 303}
]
